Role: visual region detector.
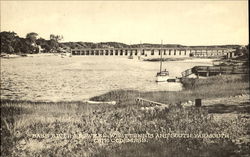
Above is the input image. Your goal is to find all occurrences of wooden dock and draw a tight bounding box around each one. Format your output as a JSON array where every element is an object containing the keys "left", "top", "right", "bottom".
[
  {"left": 182, "top": 66, "right": 248, "bottom": 78},
  {"left": 135, "top": 97, "right": 169, "bottom": 108}
]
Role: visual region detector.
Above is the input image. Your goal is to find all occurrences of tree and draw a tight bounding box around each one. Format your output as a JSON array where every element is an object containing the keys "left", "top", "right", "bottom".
[
  {"left": 26, "top": 32, "right": 38, "bottom": 43},
  {"left": 36, "top": 37, "right": 51, "bottom": 52},
  {"left": 49, "top": 34, "right": 63, "bottom": 52},
  {"left": 25, "top": 32, "right": 39, "bottom": 53},
  {"left": 0, "top": 31, "right": 19, "bottom": 54},
  {"left": 242, "top": 45, "right": 249, "bottom": 59},
  {"left": 50, "top": 34, "right": 63, "bottom": 42}
]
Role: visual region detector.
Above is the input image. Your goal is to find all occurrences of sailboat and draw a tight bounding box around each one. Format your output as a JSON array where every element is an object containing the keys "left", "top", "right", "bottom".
[{"left": 155, "top": 41, "right": 172, "bottom": 82}]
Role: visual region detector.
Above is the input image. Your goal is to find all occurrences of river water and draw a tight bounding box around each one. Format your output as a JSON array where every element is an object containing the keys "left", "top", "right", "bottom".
[{"left": 0, "top": 55, "right": 213, "bottom": 101}]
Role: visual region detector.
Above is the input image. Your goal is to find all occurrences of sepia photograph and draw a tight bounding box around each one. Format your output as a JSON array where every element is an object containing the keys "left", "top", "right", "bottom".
[{"left": 0, "top": 0, "right": 249, "bottom": 156}]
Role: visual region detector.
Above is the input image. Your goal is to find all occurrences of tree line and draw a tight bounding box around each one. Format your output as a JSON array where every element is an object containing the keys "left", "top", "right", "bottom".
[
  {"left": 1, "top": 31, "right": 249, "bottom": 56},
  {"left": 0, "top": 31, "right": 64, "bottom": 54}
]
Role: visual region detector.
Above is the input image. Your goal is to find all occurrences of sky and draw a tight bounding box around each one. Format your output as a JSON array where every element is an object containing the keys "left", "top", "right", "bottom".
[{"left": 0, "top": 1, "right": 248, "bottom": 45}]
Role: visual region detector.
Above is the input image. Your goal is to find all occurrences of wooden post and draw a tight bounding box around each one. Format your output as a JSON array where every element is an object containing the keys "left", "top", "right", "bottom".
[
  {"left": 206, "top": 66, "right": 209, "bottom": 77},
  {"left": 195, "top": 99, "right": 202, "bottom": 107}
]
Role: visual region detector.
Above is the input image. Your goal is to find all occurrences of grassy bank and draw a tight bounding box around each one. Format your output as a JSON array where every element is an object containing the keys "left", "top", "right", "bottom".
[
  {"left": 1, "top": 99, "right": 249, "bottom": 157},
  {"left": 91, "top": 74, "right": 249, "bottom": 105}
]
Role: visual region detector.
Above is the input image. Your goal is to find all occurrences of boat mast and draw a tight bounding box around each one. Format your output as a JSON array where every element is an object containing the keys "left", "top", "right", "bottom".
[{"left": 160, "top": 40, "right": 163, "bottom": 72}]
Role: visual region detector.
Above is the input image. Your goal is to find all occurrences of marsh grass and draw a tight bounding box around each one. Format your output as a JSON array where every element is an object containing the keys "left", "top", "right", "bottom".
[
  {"left": 95, "top": 139, "right": 240, "bottom": 157},
  {"left": 1, "top": 99, "right": 249, "bottom": 157}
]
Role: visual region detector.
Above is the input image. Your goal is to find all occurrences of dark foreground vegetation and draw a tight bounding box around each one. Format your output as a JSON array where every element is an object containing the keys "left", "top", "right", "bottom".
[{"left": 1, "top": 74, "right": 249, "bottom": 157}]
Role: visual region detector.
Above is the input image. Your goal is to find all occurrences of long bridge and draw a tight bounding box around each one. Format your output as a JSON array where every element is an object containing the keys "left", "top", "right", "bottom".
[{"left": 71, "top": 47, "right": 235, "bottom": 58}]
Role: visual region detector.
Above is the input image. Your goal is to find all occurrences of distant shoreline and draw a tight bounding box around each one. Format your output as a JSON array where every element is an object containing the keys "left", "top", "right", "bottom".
[{"left": 142, "top": 57, "right": 193, "bottom": 62}]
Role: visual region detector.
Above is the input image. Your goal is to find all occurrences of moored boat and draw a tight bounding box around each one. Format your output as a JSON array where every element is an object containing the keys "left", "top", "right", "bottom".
[
  {"left": 156, "top": 70, "right": 171, "bottom": 82},
  {"left": 156, "top": 41, "right": 171, "bottom": 82}
]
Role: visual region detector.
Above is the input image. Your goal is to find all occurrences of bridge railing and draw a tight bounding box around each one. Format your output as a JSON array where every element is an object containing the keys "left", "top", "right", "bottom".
[{"left": 192, "top": 66, "right": 249, "bottom": 75}]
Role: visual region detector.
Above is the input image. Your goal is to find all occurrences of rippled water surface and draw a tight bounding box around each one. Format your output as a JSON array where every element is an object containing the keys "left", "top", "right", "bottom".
[{"left": 1, "top": 56, "right": 213, "bottom": 101}]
